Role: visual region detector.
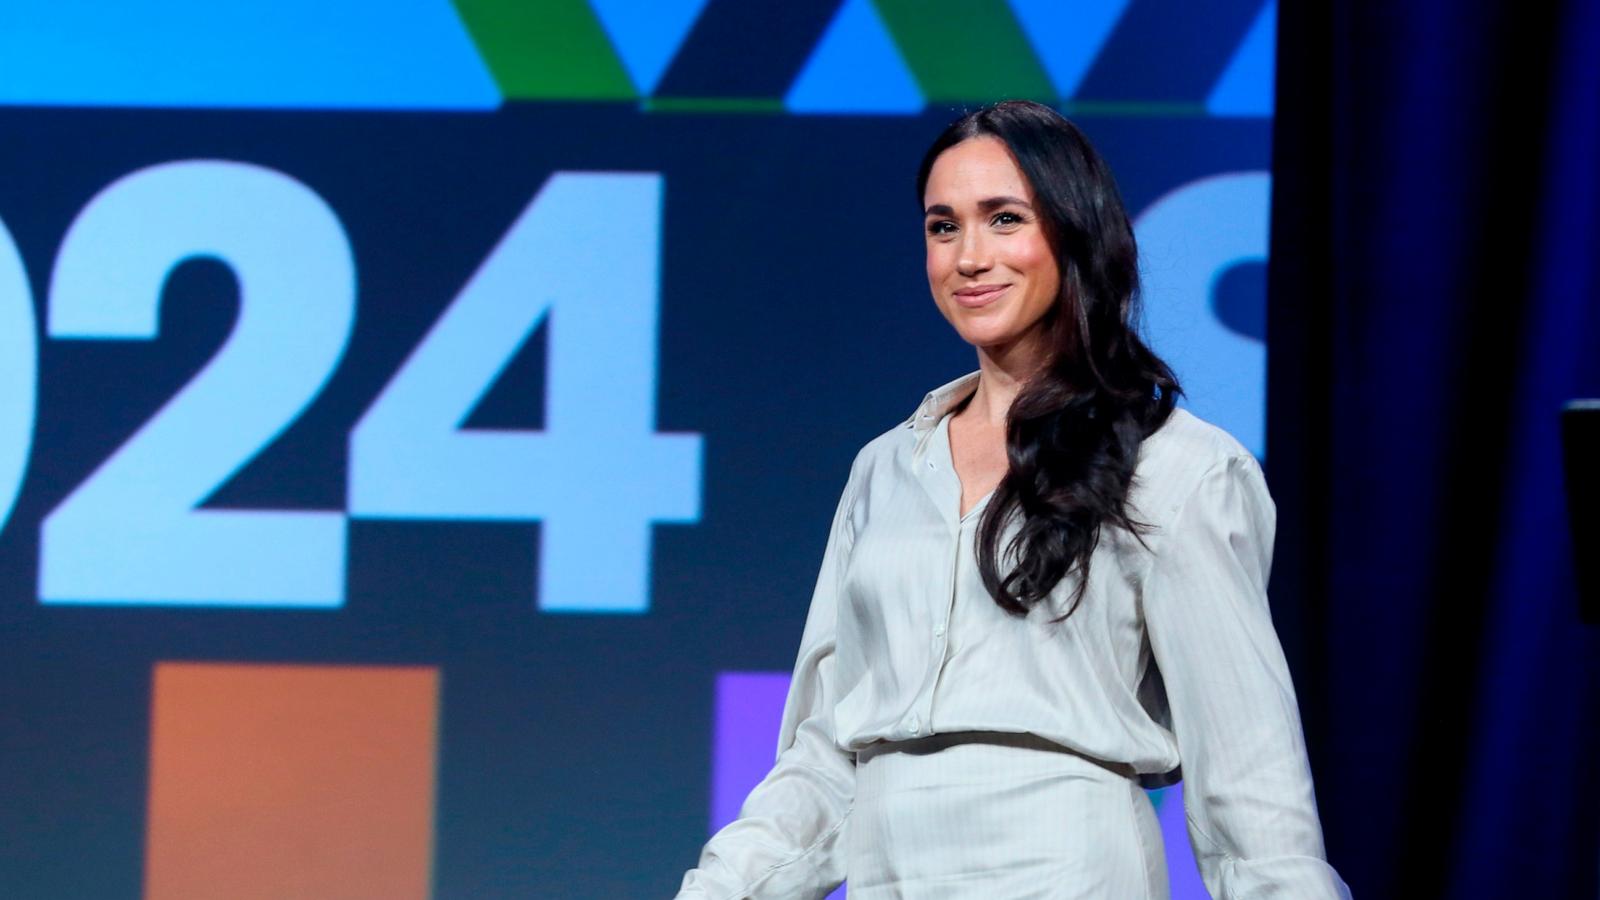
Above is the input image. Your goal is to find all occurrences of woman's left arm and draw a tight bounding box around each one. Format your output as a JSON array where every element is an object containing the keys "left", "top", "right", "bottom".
[{"left": 1142, "top": 453, "right": 1352, "bottom": 900}]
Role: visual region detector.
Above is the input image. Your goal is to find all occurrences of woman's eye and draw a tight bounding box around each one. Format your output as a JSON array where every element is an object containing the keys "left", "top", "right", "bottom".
[
  {"left": 926, "top": 220, "right": 956, "bottom": 236},
  {"left": 992, "top": 211, "right": 1023, "bottom": 227}
]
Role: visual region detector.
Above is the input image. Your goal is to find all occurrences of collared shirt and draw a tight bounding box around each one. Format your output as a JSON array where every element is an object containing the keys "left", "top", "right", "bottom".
[{"left": 677, "top": 371, "right": 1349, "bottom": 899}]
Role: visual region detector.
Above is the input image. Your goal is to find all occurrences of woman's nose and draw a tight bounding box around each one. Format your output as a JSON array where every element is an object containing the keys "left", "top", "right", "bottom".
[{"left": 957, "top": 230, "right": 992, "bottom": 276}]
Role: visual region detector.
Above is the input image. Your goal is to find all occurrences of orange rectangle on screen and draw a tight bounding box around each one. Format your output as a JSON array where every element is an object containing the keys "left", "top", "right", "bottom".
[{"left": 144, "top": 662, "right": 440, "bottom": 900}]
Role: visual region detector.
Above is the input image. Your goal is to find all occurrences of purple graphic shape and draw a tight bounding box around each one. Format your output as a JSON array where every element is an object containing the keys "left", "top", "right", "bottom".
[
  {"left": 711, "top": 671, "right": 792, "bottom": 830},
  {"left": 1149, "top": 782, "right": 1209, "bottom": 898},
  {"left": 712, "top": 671, "right": 846, "bottom": 899}
]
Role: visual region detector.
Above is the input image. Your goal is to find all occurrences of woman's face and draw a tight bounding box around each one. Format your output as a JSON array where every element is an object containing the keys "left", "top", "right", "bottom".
[{"left": 923, "top": 136, "right": 1061, "bottom": 357}]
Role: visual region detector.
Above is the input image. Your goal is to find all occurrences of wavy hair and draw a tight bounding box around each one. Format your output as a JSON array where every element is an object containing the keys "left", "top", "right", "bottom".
[{"left": 915, "top": 100, "right": 1181, "bottom": 620}]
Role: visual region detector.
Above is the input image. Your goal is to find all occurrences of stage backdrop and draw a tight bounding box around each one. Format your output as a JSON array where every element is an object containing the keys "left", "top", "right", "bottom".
[{"left": 0, "top": 1, "right": 1278, "bottom": 896}]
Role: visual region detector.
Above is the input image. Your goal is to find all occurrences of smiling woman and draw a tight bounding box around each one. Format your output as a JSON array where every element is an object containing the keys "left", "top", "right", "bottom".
[
  {"left": 913, "top": 103, "right": 1177, "bottom": 621},
  {"left": 922, "top": 142, "right": 1061, "bottom": 344},
  {"left": 675, "top": 100, "right": 1349, "bottom": 900}
]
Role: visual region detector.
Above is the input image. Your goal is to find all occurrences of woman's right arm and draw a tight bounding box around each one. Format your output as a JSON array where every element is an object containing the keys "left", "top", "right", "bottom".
[{"left": 674, "top": 461, "right": 861, "bottom": 900}]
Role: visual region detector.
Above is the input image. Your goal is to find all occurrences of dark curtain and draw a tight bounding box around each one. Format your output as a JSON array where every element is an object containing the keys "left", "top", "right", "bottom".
[{"left": 1267, "top": 0, "right": 1600, "bottom": 896}]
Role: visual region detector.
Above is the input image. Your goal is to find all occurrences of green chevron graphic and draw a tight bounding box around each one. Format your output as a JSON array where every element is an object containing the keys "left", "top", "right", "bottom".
[
  {"left": 453, "top": 0, "right": 636, "bottom": 100},
  {"left": 873, "top": 0, "right": 1056, "bottom": 103}
]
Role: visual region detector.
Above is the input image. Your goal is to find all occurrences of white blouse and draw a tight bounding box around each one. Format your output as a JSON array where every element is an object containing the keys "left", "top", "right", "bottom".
[{"left": 676, "top": 370, "right": 1349, "bottom": 899}]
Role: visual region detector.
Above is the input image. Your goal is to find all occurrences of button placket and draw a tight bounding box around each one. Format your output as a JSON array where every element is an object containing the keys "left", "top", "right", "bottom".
[
  {"left": 936, "top": 526, "right": 961, "bottom": 659},
  {"left": 918, "top": 470, "right": 966, "bottom": 740},
  {"left": 902, "top": 373, "right": 983, "bottom": 744},
  {"left": 915, "top": 534, "right": 957, "bottom": 735}
]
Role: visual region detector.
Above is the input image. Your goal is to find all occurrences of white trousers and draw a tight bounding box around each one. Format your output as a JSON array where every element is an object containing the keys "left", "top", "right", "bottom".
[{"left": 846, "top": 732, "right": 1169, "bottom": 899}]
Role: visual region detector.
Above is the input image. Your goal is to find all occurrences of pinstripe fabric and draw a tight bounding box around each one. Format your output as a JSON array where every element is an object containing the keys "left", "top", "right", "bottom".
[
  {"left": 848, "top": 732, "right": 1166, "bottom": 899},
  {"left": 676, "top": 371, "right": 1350, "bottom": 899}
]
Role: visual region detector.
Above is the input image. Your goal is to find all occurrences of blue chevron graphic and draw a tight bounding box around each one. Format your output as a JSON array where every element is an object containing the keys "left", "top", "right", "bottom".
[
  {"left": 785, "top": 0, "right": 923, "bottom": 114},
  {"left": 1007, "top": 0, "right": 1131, "bottom": 99},
  {"left": 1207, "top": 0, "right": 1276, "bottom": 116},
  {"left": 589, "top": 0, "right": 712, "bottom": 95},
  {"left": 0, "top": 0, "right": 498, "bottom": 109}
]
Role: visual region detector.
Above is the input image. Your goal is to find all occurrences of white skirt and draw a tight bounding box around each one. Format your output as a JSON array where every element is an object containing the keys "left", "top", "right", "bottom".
[{"left": 846, "top": 732, "right": 1168, "bottom": 899}]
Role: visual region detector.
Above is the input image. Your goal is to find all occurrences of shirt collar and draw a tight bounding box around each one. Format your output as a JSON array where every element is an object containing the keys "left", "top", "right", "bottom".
[{"left": 907, "top": 370, "right": 981, "bottom": 435}]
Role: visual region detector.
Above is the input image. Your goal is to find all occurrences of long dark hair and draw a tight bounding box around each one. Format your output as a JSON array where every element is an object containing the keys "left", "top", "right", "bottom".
[{"left": 916, "top": 100, "right": 1181, "bottom": 620}]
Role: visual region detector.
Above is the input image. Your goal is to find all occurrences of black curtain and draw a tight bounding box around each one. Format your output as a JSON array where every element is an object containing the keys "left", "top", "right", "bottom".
[{"left": 1268, "top": 0, "right": 1600, "bottom": 896}]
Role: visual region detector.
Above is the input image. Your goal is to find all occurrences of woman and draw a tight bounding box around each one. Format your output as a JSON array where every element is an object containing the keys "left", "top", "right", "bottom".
[{"left": 676, "top": 100, "right": 1349, "bottom": 899}]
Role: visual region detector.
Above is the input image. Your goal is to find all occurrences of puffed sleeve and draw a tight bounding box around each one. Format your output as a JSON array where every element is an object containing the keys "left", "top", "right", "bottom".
[
  {"left": 1141, "top": 454, "right": 1351, "bottom": 899},
  {"left": 674, "top": 463, "right": 859, "bottom": 900}
]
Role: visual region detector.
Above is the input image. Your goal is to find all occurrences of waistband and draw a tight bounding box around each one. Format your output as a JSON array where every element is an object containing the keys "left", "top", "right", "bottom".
[{"left": 854, "top": 730, "right": 1139, "bottom": 780}]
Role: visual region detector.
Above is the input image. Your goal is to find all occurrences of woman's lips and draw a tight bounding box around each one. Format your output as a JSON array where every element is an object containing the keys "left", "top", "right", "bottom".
[{"left": 953, "top": 284, "right": 1010, "bottom": 308}]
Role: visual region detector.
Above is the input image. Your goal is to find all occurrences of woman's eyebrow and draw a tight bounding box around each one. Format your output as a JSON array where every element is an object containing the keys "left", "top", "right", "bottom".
[
  {"left": 923, "top": 196, "right": 1034, "bottom": 216},
  {"left": 979, "top": 195, "right": 1032, "bottom": 211}
]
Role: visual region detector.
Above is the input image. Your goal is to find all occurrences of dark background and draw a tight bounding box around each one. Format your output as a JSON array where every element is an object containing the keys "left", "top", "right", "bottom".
[{"left": 1270, "top": 0, "right": 1600, "bottom": 895}]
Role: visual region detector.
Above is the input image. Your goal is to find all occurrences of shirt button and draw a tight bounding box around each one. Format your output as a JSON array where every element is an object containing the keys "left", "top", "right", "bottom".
[
  {"left": 905, "top": 715, "right": 920, "bottom": 736},
  {"left": 926, "top": 459, "right": 935, "bottom": 469},
  {"left": 934, "top": 623, "right": 946, "bottom": 637}
]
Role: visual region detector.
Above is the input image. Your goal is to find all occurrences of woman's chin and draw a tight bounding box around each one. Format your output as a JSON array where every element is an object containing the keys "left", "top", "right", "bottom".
[
  {"left": 957, "top": 326, "right": 1024, "bottom": 351},
  {"left": 954, "top": 324, "right": 1053, "bottom": 364}
]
